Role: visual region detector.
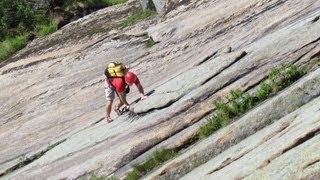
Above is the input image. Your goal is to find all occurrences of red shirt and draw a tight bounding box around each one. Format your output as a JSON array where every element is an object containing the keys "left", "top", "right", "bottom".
[{"left": 108, "top": 71, "right": 140, "bottom": 93}]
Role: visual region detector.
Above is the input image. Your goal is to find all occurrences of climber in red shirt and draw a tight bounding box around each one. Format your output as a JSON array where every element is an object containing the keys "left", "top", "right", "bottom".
[{"left": 104, "top": 69, "right": 147, "bottom": 123}]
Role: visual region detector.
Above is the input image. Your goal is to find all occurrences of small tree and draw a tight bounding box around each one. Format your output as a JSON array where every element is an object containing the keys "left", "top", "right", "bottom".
[{"left": 0, "top": 0, "right": 36, "bottom": 39}]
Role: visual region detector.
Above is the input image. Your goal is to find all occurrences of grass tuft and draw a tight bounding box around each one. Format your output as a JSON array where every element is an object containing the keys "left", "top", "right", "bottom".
[
  {"left": 37, "top": 20, "right": 58, "bottom": 37},
  {"left": 87, "top": 175, "right": 118, "bottom": 180},
  {"left": 304, "top": 57, "right": 320, "bottom": 71},
  {"left": 256, "top": 82, "right": 272, "bottom": 101},
  {"left": 125, "top": 149, "right": 178, "bottom": 180},
  {"left": 146, "top": 38, "right": 157, "bottom": 47},
  {"left": 0, "top": 35, "right": 28, "bottom": 62}
]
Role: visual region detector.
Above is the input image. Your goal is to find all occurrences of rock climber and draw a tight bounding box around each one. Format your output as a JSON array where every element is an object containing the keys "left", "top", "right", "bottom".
[{"left": 104, "top": 65, "right": 147, "bottom": 123}]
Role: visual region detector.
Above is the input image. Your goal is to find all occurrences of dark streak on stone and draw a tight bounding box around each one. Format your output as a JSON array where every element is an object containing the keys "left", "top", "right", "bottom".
[
  {"left": 240, "top": 129, "right": 320, "bottom": 178},
  {"left": 282, "top": 128, "right": 320, "bottom": 154},
  {"left": 1, "top": 57, "right": 55, "bottom": 75},
  {"left": 0, "top": 139, "right": 66, "bottom": 177},
  {"left": 311, "top": 16, "right": 320, "bottom": 23},
  {"left": 81, "top": 79, "right": 104, "bottom": 90},
  {"left": 136, "top": 98, "right": 179, "bottom": 115},
  {"left": 206, "top": 0, "right": 288, "bottom": 43},
  {"left": 310, "top": 50, "right": 320, "bottom": 60},
  {"left": 197, "top": 51, "right": 249, "bottom": 102},
  {"left": 200, "top": 51, "right": 247, "bottom": 87},
  {"left": 195, "top": 51, "right": 218, "bottom": 66},
  {"left": 291, "top": 37, "right": 320, "bottom": 64},
  {"left": 201, "top": 70, "right": 252, "bottom": 102},
  {"left": 1, "top": 113, "right": 23, "bottom": 126},
  {"left": 207, "top": 152, "right": 248, "bottom": 175},
  {"left": 30, "top": 90, "right": 49, "bottom": 100},
  {"left": 136, "top": 100, "right": 195, "bottom": 127},
  {"left": 93, "top": 117, "right": 104, "bottom": 125},
  {"left": 240, "top": 128, "right": 320, "bottom": 178},
  {"left": 237, "top": 0, "right": 288, "bottom": 27},
  {"left": 303, "top": 159, "right": 320, "bottom": 169},
  {"left": 207, "top": 123, "right": 290, "bottom": 175},
  {"left": 48, "top": 59, "right": 63, "bottom": 68},
  {"left": 83, "top": 35, "right": 110, "bottom": 50}
]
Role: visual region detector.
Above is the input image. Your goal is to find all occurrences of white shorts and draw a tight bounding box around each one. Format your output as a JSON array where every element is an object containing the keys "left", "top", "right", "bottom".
[{"left": 105, "top": 84, "right": 115, "bottom": 101}]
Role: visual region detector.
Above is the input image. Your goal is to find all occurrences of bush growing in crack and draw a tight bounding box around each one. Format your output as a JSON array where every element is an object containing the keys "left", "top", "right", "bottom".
[
  {"left": 198, "top": 63, "right": 306, "bottom": 138},
  {"left": 146, "top": 38, "right": 157, "bottom": 47},
  {"left": 87, "top": 175, "right": 119, "bottom": 180},
  {"left": 125, "top": 149, "right": 178, "bottom": 180}
]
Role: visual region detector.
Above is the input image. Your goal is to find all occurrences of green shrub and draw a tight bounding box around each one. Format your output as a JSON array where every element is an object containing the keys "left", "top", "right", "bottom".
[
  {"left": 214, "top": 100, "right": 233, "bottom": 118},
  {"left": 284, "top": 65, "right": 305, "bottom": 85},
  {"left": 268, "top": 64, "right": 305, "bottom": 91},
  {"left": 256, "top": 82, "right": 272, "bottom": 100},
  {"left": 87, "top": 175, "right": 118, "bottom": 180},
  {"left": 146, "top": 38, "right": 157, "bottom": 47},
  {"left": 0, "top": 35, "right": 28, "bottom": 62},
  {"left": 0, "top": 0, "right": 129, "bottom": 61},
  {"left": 126, "top": 170, "right": 141, "bottom": 180},
  {"left": 125, "top": 149, "right": 177, "bottom": 180},
  {"left": 0, "top": 0, "right": 35, "bottom": 39},
  {"left": 34, "top": 11, "right": 51, "bottom": 25},
  {"left": 198, "top": 64, "right": 305, "bottom": 138},
  {"left": 37, "top": 20, "right": 58, "bottom": 37},
  {"left": 304, "top": 57, "right": 320, "bottom": 71}
]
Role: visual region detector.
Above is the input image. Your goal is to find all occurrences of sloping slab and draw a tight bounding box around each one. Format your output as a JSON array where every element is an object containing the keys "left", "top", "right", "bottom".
[
  {"left": 144, "top": 68, "right": 320, "bottom": 179},
  {"left": 133, "top": 51, "right": 246, "bottom": 113},
  {"left": 183, "top": 96, "right": 320, "bottom": 179}
]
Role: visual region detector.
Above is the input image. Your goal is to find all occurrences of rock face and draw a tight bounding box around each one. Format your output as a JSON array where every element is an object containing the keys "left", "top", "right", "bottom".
[
  {"left": 183, "top": 95, "right": 320, "bottom": 180},
  {"left": 139, "top": 0, "right": 184, "bottom": 14},
  {"left": 139, "top": 0, "right": 165, "bottom": 13},
  {"left": 0, "top": 0, "right": 319, "bottom": 179}
]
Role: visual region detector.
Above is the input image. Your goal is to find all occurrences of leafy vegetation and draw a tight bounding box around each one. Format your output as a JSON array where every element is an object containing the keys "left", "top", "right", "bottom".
[
  {"left": 86, "top": 175, "right": 118, "bottom": 180},
  {"left": 146, "top": 38, "right": 157, "bottom": 47},
  {"left": 0, "top": 35, "right": 28, "bottom": 62},
  {"left": 0, "top": 0, "right": 35, "bottom": 40},
  {"left": 198, "top": 64, "right": 306, "bottom": 138},
  {"left": 37, "top": 20, "right": 58, "bottom": 37},
  {"left": 0, "top": 139, "right": 66, "bottom": 176},
  {"left": 118, "top": 10, "right": 157, "bottom": 28},
  {"left": 0, "top": 0, "right": 58, "bottom": 62},
  {"left": 303, "top": 57, "right": 320, "bottom": 72},
  {"left": 125, "top": 149, "right": 178, "bottom": 180},
  {"left": 0, "top": 0, "right": 129, "bottom": 62},
  {"left": 268, "top": 64, "right": 305, "bottom": 91}
]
